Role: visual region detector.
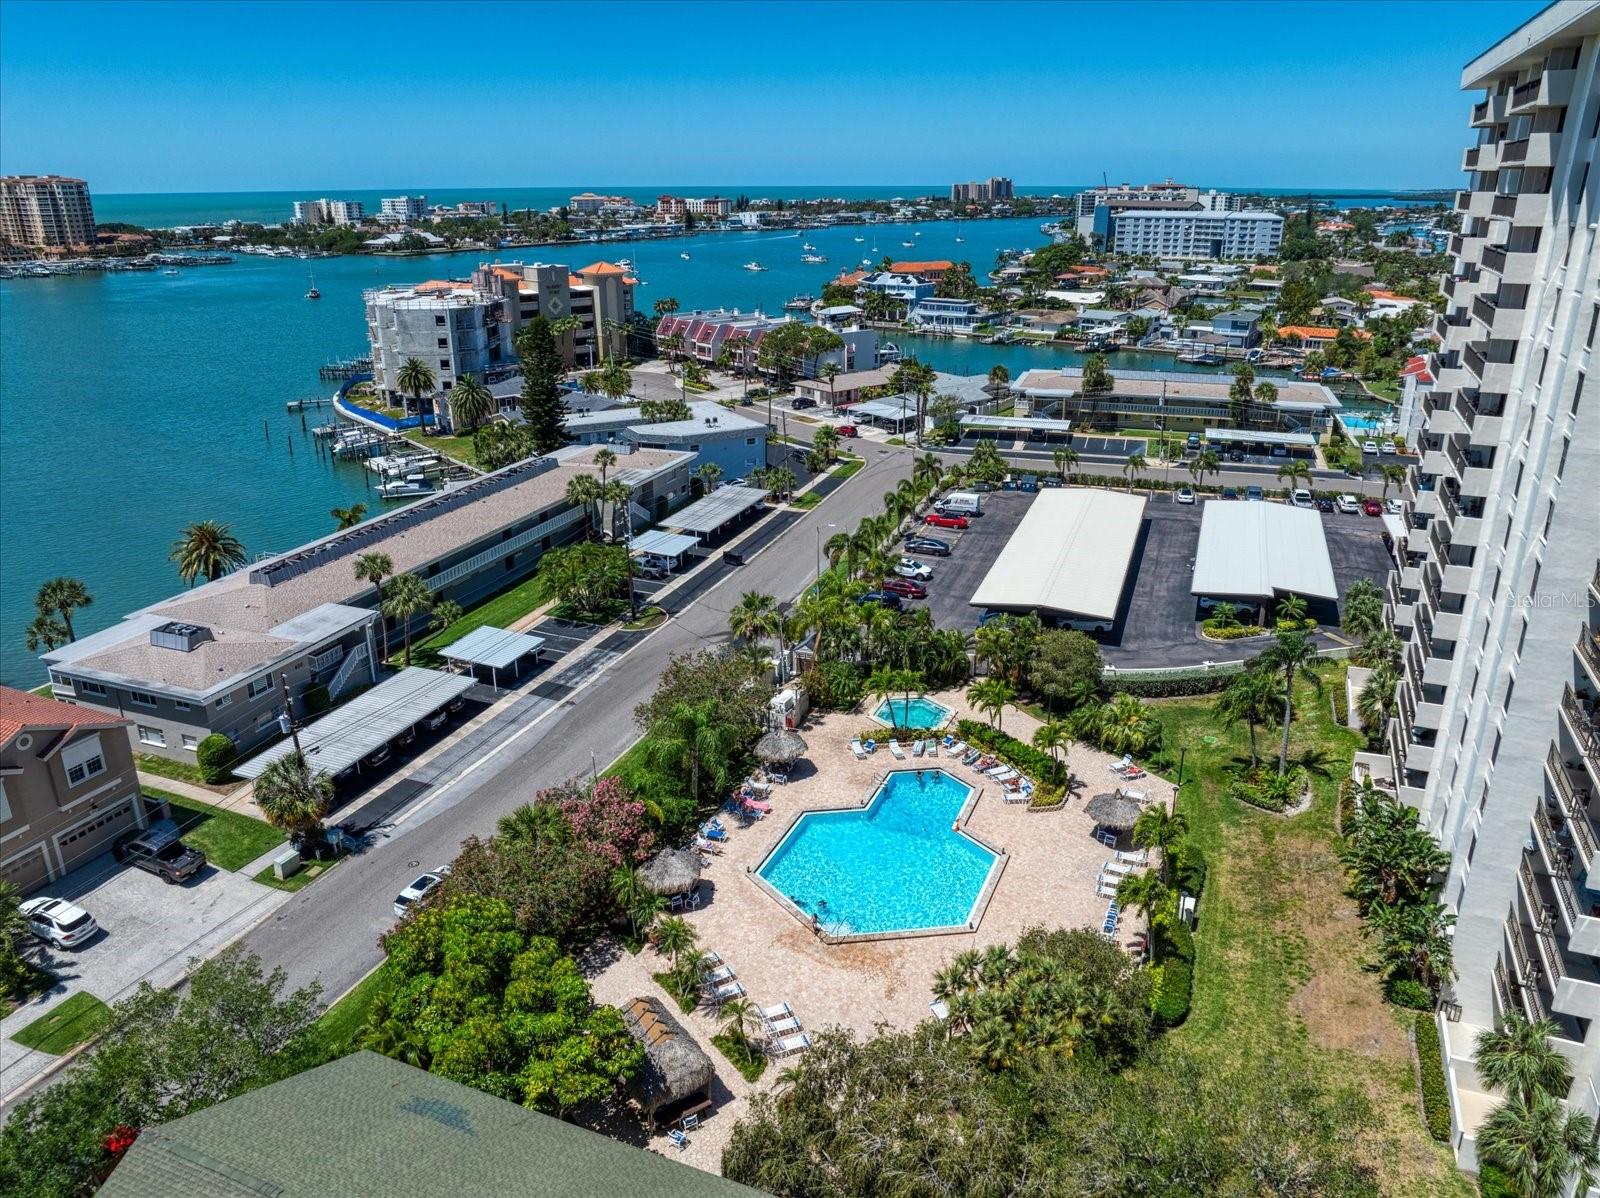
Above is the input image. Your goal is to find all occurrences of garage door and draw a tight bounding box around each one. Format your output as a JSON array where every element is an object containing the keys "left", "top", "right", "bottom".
[
  {"left": 0, "top": 844, "right": 51, "bottom": 893},
  {"left": 54, "top": 797, "right": 138, "bottom": 875}
]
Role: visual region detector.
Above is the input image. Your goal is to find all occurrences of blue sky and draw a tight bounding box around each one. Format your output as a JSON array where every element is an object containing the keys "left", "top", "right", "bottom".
[{"left": 0, "top": 0, "right": 1545, "bottom": 192}]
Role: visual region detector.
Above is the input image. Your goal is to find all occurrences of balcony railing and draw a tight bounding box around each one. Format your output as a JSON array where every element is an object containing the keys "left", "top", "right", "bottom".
[
  {"left": 1526, "top": 846, "right": 1577, "bottom": 929},
  {"left": 1512, "top": 78, "right": 1540, "bottom": 108},
  {"left": 1501, "top": 138, "right": 1529, "bottom": 164},
  {"left": 1464, "top": 342, "right": 1487, "bottom": 379},
  {"left": 1483, "top": 245, "right": 1508, "bottom": 274},
  {"left": 1507, "top": 914, "right": 1536, "bottom": 979},
  {"left": 1473, "top": 293, "right": 1499, "bottom": 326},
  {"left": 1464, "top": 147, "right": 1481, "bottom": 168},
  {"left": 1578, "top": 626, "right": 1600, "bottom": 682},
  {"left": 1496, "top": 962, "right": 1516, "bottom": 1016},
  {"left": 1492, "top": 193, "right": 1518, "bottom": 218},
  {"left": 1548, "top": 743, "right": 1597, "bottom": 865},
  {"left": 1562, "top": 685, "right": 1600, "bottom": 763}
]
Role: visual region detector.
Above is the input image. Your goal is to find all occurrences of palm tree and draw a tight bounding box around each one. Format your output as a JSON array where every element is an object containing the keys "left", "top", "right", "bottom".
[
  {"left": 1031, "top": 720, "right": 1071, "bottom": 770},
  {"left": 1052, "top": 445, "right": 1079, "bottom": 483},
  {"left": 253, "top": 750, "right": 333, "bottom": 851},
  {"left": 1366, "top": 898, "right": 1455, "bottom": 990},
  {"left": 1254, "top": 629, "right": 1323, "bottom": 775},
  {"left": 565, "top": 474, "right": 603, "bottom": 539},
  {"left": 1478, "top": 1091, "right": 1600, "bottom": 1198},
  {"left": 987, "top": 363, "right": 1011, "bottom": 402},
  {"left": 652, "top": 914, "right": 697, "bottom": 969},
  {"left": 396, "top": 356, "right": 437, "bottom": 419},
  {"left": 497, "top": 800, "right": 569, "bottom": 847},
  {"left": 429, "top": 600, "right": 463, "bottom": 636},
  {"left": 582, "top": 358, "right": 633, "bottom": 402},
  {"left": 1356, "top": 662, "right": 1400, "bottom": 736},
  {"left": 1095, "top": 694, "right": 1160, "bottom": 757},
  {"left": 1132, "top": 806, "right": 1189, "bottom": 883},
  {"left": 1275, "top": 459, "right": 1312, "bottom": 492},
  {"left": 645, "top": 701, "right": 737, "bottom": 805},
  {"left": 1188, "top": 449, "right": 1221, "bottom": 490},
  {"left": 24, "top": 613, "right": 69, "bottom": 652},
  {"left": 1121, "top": 451, "right": 1147, "bottom": 492},
  {"left": 1115, "top": 869, "right": 1169, "bottom": 921},
  {"left": 1213, "top": 669, "right": 1285, "bottom": 769},
  {"left": 1379, "top": 462, "right": 1407, "bottom": 500},
  {"left": 354, "top": 552, "right": 394, "bottom": 648},
  {"left": 965, "top": 677, "right": 1014, "bottom": 732},
  {"left": 33, "top": 577, "right": 92, "bottom": 642},
  {"left": 868, "top": 666, "right": 924, "bottom": 734},
  {"left": 719, "top": 996, "right": 760, "bottom": 1053},
  {"left": 449, "top": 374, "right": 494, "bottom": 433},
  {"left": 330, "top": 503, "right": 368, "bottom": 531},
  {"left": 170, "top": 520, "right": 247, "bottom": 585},
  {"left": 1276, "top": 592, "right": 1308, "bottom": 627},
  {"left": 381, "top": 573, "right": 433, "bottom": 667},
  {"left": 730, "top": 591, "right": 784, "bottom": 680},
  {"left": 1341, "top": 578, "right": 1386, "bottom": 641},
  {"left": 693, "top": 463, "right": 723, "bottom": 497},
  {"left": 1476, "top": 1015, "right": 1575, "bottom": 1109},
  {"left": 610, "top": 867, "right": 655, "bottom": 939}
]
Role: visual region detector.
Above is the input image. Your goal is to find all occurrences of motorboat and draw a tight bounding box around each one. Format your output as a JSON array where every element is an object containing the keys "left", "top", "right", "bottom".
[
  {"left": 955, "top": 236, "right": 965, "bottom": 242},
  {"left": 305, "top": 270, "right": 320, "bottom": 300},
  {"left": 783, "top": 294, "right": 816, "bottom": 310},
  {"left": 616, "top": 258, "right": 633, "bottom": 269},
  {"left": 743, "top": 261, "right": 766, "bottom": 272},
  {"left": 853, "top": 236, "right": 865, "bottom": 242},
  {"left": 900, "top": 240, "right": 915, "bottom": 247},
  {"left": 379, "top": 472, "right": 435, "bottom": 499},
  {"left": 877, "top": 341, "right": 903, "bottom": 364},
  {"left": 801, "top": 253, "right": 826, "bottom": 264},
  {"left": 680, "top": 252, "right": 691, "bottom": 260},
  {"left": 163, "top": 267, "right": 180, "bottom": 276},
  {"left": 802, "top": 242, "right": 815, "bottom": 251}
]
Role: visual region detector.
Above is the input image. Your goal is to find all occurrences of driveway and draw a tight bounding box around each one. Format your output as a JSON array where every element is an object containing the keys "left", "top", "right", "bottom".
[
  {"left": 2, "top": 855, "right": 288, "bottom": 1099},
  {"left": 920, "top": 489, "right": 1033, "bottom": 632}
]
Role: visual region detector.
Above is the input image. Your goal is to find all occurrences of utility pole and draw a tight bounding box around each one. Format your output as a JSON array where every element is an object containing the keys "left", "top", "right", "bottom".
[{"left": 276, "top": 672, "right": 303, "bottom": 756}]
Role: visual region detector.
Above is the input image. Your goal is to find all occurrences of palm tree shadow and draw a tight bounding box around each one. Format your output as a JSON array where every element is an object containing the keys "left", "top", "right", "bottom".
[{"left": 1292, "top": 746, "right": 1335, "bottom": 780}]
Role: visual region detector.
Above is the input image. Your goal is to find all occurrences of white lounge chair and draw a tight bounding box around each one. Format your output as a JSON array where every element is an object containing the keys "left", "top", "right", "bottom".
[
  {"left": 929, "top": 998, "right": 950, "bottom": 1021},
  {"left": 927, "top": 741, "right": 939, "bottom": 757},
  {"left": 772, "top": 1032, "right": 813, "bottom": 1057},
  {"left": 703, "top": 964, "right": 735, "bottom": 985},
  {"left": 1101, "top": 860, "right": 1135, "bottom": 877},
  {"left": 1115, "top": 849, "right": 1149, "bottom": 866},
  {"left": 694, "top": 836, "right": 723, "bottom": 855},
  {"left": 765, "top": 1015, "right": 801, "bottom": 1036},
  {"left": 912, "top": 739, "right": 926, "bottom": 757},
  {"left": 1096, "top": 878, "right": 1121, "bottom": 898},
  {"left": 850, "top": 738, "right": 868, "bottom": 760},
  {"left": 889, "top": 740, "right": 906, "bottom": 759},
  {"left": 987, "top": 766, "right": 1018, "bottom": 782},
  {"left": 947, "top": 740, "right": 967, "bottom": 757},
  {"left": 701, "top": 950, "right": 723, "bottom": 968},
  {"left": 711, "top": 979, "right": 745, "bottom": 1003},
  {"left": 759, "top": 1001, "right": 794, "bottom": 1022}
]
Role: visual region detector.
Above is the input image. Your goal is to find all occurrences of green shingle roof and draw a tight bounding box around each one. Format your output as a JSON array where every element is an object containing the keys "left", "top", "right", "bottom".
[{"left": 100, "top": 1051, "right": 762, "bottom": 1198}]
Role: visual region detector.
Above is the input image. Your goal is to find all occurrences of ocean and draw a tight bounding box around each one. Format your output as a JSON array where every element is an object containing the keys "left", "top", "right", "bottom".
[{"left": 0, "top": 206, "right": 1404, "bottom": 687}]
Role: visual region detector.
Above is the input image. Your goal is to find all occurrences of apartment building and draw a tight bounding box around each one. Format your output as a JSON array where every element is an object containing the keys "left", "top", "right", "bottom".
[
  {"left": 0, "top": 686, "right": 148, "bottom": 893},
  {"left": 565, "top": 400, "right": 768, "bottom": 481},
  {"left": 950, "top": 176, "right": 1014, "bottom": 203},
  {"left": 1346, "top": 0, "right": 1600, "bottom": 1174},
  {"left": 42, "top": 446, "right": 692, "bottom": 764},
  {"left": 1102, "top": 208, "right": 1284, "bottom": 260},
  {"left": 473, "top": 260, "right": 636, "bottom": 365},
  {"left": 366, "top": 280, "right": 510, "bottom": 409},
  {"left": 379, "top": 195, "right": 428, "bottom": 223},
  {"left": 292, "top": 198, "right": 365, "bottom": 226},
  {"left": 1071, "top": 180, "right": 1243, "bottom": 237},
  {"left": 0, "top": 175, "right": 96, "bottom": 248},
  {"left": 655, "top": 309, "right": 875, "bottom": 373}
]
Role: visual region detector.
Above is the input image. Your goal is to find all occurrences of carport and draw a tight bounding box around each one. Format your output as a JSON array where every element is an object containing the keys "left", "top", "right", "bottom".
[
  {"left": 631, "top": 529, "right": 699, "bottom": 567},
  {"left": 969, "top": 489, "right": 1146, "bottom": 630},
  {"left": 850, "top": 394, "right": 920, "bottom": 434},
  {"left": 665, "top": 485, "right": 769, "bottom": 542},
  {"left": 1190, "top": 501, "right": 1337, "bottom": 619},
  {"left": 1203, "top": 427, "right": 1318, "bottom": 459},
  {"left": 439, "top": 626, "right": 546, "bottom": 690},
  {"left": 961, "top": 413, "right": 1073, "bottom": 443},
  {"left": 233, "top": 666, "right": 475, "bottom": 781}
]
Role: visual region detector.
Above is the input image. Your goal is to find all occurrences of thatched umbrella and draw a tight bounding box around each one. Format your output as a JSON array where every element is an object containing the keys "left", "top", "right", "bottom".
[
  {"left": 640, "top": 847, "right": 702, "bottom": 897},
  {"left": 755, "top": 728, "right": 808, "bottom": 764},
  {"left": 620, "top": 996, "right": 715, "bottom": 1122},
  {"left": 1084, "top": 791, "right": 1143, "bottom": 831}
]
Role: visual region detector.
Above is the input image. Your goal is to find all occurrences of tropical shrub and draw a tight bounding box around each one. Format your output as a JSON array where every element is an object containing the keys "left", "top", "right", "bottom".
[
  {"left": 1151, "top": 958, "right": 1192, "bottom": 1026},
  {"left": 802, "top": 659, "right": 865, "bottom": 710},
  {"left": 1228, "top": 766, "right": 1308, "bottom": 813},
  {"left": 1201, "top": 623, "right": 1271, "bottom": 641},
  {"left": 1386, "top": 977, "right": 1434, "bottom": 1011},
  {"left": 1414, "top": 1012, "right": 1451, "bottom": 1142},
  {"left": 195, "top": 733, "right": 237, "bottom": 783},
  {"left": 1476, "top": 1164, "right": 1518, "bottom": 1197},
  {"left": 1172, "top": 844, "right": 1208, "bottom": 899},
  {"left": 1106, "top": 671, "right": 1239, "bottom": 698},
  {"left": 956, "top": 720, "right": 1068, "bottom": 787}
]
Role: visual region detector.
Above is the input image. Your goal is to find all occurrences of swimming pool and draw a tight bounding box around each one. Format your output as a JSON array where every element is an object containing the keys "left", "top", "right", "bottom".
[
  {"left": 756, "top": 769, "right": 999, "bottom": 937},
  {"left": 874, "top": 696, "right": 954, "bottom": 729}
]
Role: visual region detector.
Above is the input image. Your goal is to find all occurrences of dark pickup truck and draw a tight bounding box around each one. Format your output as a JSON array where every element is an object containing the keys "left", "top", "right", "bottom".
[{"left": 114, "top": 818, "right": 207, "bottom": 883}]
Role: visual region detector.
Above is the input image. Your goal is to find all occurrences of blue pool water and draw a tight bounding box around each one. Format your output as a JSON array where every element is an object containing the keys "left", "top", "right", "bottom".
[
  {"left": 875, "top": 696, "right": 953, "bottom": 729},
  {"left": 1341, "top": 414, "right": 1384, "bottom": 430},
  {"left": 757, "top": 770, "right": 997, "bottom": 935}
]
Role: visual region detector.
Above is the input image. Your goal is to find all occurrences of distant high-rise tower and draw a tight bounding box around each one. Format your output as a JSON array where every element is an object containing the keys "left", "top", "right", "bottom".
[{"left": 0, "top": 175, "right": 95, "bottom": 248}]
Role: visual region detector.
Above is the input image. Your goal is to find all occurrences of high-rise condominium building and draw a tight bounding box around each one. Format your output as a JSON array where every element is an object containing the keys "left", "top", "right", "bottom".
[
  {"left": 1348, "top": 0, "right": 1598, "bottom": 1174},
  {"left": 949, "top": 176, "right": 1013, "bottom": 203},
  {"left": 379, "top": 195, "right": 428, "bottom": 223},
  {"left": 291, "top": 198, "right": 365, "bottom": 226},
  {"left": 0, "top": 175, "right": 96, "bottom": 248}
]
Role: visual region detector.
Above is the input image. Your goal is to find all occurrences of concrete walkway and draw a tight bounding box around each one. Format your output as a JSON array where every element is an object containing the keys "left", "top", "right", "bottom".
[{"left": 135, "top": 771, "right": 241, "bottom": 806}]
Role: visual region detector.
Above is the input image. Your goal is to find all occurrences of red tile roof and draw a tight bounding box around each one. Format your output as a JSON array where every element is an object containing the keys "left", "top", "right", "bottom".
[
  {"left": 832, "top": 270, "right": 866, "bottom": 287},
  {"left": 0, "top": 685, "right": 126, "bottom": 745},
  {"left": 577, "top": 262, "right": 628, "bottom": 276},
  {"left": 1277, "top": 324, "right": 1371, "bottom": 342},
  {"left": 889, "top": 260, "right": 954, "bottom": 276},
  {"left": 1402, "top": 355, "right": 1435, "bottom": 383}
]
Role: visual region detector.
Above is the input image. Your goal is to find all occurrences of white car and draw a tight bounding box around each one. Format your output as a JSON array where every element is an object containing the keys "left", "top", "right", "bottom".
[
  {"left": 1174, "top": 486, "right": 1196, "bottom": 505},
  {"left": 1385, "top": 497, "right": 1405, "bottom": 515},
  {"left": 393, "top": 868, "right": 449, "bottom": 919},
  {"left": 1335, "top": 493, "right": 1362, "bottom": 514},
  {"left": 1380, "top": 440, "right": 1397, "bottom": 455},
  {"left": 20, "top": 896, "right": 99, "bottom": 949},
  {"left": 1291, "top": 488, "right": 1315, "bottom": 508},
  {"left": 1362, "top": 439, "right": 1379, "bottom": 455},
  {"left": 895, "top": 557, "right": 933, "bottom": 581}
]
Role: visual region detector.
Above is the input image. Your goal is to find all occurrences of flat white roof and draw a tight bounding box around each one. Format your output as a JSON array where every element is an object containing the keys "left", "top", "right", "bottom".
[
  {"left": 233, "top": 667, "right": 475, "bottom": 780},
  {"left": 1190, "top": 501, "right": 1338, "bottom": 602},
  {"left": 439, "top": 626, "right": 546, "bottom": 671},
  {"left": 666, "top": 485, "right": 769, "bottom": 534},
  {"left": 961, "top": 414, "right": 1074, "bottom": 433},
  {"left": 1203, "top": 427, "right": 1318, "bottom": 447},
  {"left": 969, "top": 489, "right": 1146, "bottom": 621},
  {"left": 851, "top": 395, "right": 918, "bottom": 422},
  {"left": 631, "top": 529, "right": 699, "bottom": 558}
]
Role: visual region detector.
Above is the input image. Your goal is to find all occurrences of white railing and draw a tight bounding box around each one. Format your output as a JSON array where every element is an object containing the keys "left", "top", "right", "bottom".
[
  {"left": 328, "top": 643, "right": 370, "bottom": 699},
  {"left": 428, "top": 506, "right": 585, "bottom": 591}
]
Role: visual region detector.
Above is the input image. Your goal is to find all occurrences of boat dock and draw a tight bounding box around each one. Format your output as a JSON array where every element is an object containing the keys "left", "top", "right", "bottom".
[{"left": 318, "top": 356, "right": 372, "bottom": 381}]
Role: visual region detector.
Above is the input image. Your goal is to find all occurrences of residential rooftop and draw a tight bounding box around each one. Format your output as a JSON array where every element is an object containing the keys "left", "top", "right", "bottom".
[{"left": 1013, "top": 366, "right": 1339, "bottom": 407}]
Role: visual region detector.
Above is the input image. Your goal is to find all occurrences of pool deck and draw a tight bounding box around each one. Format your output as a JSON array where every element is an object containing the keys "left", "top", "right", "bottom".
[{"left": 582, "top": 688, "right": 1174, "bottom": 1176}]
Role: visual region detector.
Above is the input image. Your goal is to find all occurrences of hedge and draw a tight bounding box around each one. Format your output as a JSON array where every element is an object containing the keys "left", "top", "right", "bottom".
[
  {"left": 195, "top": 733, "right": 237, "bottom": 784},
  {"left": 1386, "top": 977, "right": 1434, "bottom": 1011},
  {"left": 1476, "top": 1164, "right": 1517, "bottom": 1198},
  {"left": 1104, "top": 672, "right": 1240, "bottom": 698},
  {"left": 1173, "top": 845, "right": 1207, "bottom": 900},
  {"left": 956, "top": 720, "right": 1068, "bottom": 787},
  {"left": 1414, "top": 1011, "right": 1451, "bottom": 1142},
  {"left": 1152, "top": 958, "right": 1192, "bottom": 1026}
]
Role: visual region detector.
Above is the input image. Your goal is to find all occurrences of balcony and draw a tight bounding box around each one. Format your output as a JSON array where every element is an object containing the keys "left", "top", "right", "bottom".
[
  {"left": 1546, "top": 745, "right": 1597, "bottom": 866},
  {"left": 1560, "top": 685, "right": 1600, "bottom": 768},
  {"left": 1462, "top": 146, "right": 1481, "bottom": 170},
  {"left": 1578, "top": 626, "right": 1600, "bottom": 690},
  {"left": 1510, "top": 70, "right": 1575, "bottom": 113},
  {"left": 1463, "top": 342, "right": 1486, "bottom": 380},
  {"left": 1481, "top": 244, "right": 1507, "bottom": 275}
]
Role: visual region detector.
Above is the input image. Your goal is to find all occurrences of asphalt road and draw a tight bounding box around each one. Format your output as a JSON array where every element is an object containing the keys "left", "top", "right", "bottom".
[{"left": 237, "top": 442, "right": 915, "bottom": 1003}]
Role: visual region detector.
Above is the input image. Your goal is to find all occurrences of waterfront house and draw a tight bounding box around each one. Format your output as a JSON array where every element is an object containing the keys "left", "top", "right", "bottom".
[
  {"left": 906, "top": 296, "right": 990, "bottom": 334},
  {"left": 1275, "top": 324, "right": 1370, "bottom": 349},
  {"left": 1184, "top": 308, "right": 1260, "bottom": 349},
  {"left": 1041, "top": 287, "right": 1108, "bottom": 307},
  {"left": 655, "top": 310, "right": 873, "bottom": 374},
  {"left": 792, "top": 365, "right": 896, "bottom": 407},
  {"left": 565, "top": 400, "right": 766, "bottom": 481},
  {"left": 887, "top": 259, "right": 955, "bottom": 282},
  {"left": 856, "top": 271, "right": 934, "bottom": 304},
  {"left": 42, "top": 446, "right": 691, "bottom": 764},
  {"left": 1074, "top": 309, "right": 1129, "bottom": 337},
  {"left": 1013, "top": 366, "right": 1341, "bottom": 435},
  {"left": 0, "top": 686, "right": 147, "bottom": 892}
]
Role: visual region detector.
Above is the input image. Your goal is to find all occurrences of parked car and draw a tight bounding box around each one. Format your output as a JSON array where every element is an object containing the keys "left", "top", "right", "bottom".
[
  {"left": 904, "top": 535, "right": 950, "bottom": 556},
  {"left": 634, "top": 558, "right": 669, "bottom": 581},
  {"left": 1335, "top": 493, "right": 1362, "bottom": 514},
  {"left": 1316, "top": 496, "right": 1335, "bottom": 513},
  {"left": 791, "top": 396, "right": 817, "bottom": 410},
  {"left": 393, "top": 868, "right": 450, "bottom": 919},
  {"left": 1380, "top": 440, "right": 1397, "bottom": 455},
  {"left": 925, "top": 512, "right": 969, "bottom": 529},
  {"left": 836, "top": 424, "right": 858, "bottom": 438},
  {"left": 1386, "top": 497, "right": 1405, "bottom": 515},
  {"left": 113, "top": 819, "right": 206, "bottom": 883},
  {"left": 1175, "top": 486, "right": 1196, "bottom": 505},
  {"left": 977, "top": 609, "right": 1006, "bottom": 627},
  {"left": 1362, "top": 439, "right": 1380, "bottom": 455},
  {"left": 1363, "top": 498, "right": 1384, "bottom": 517},
  {"left": 895, "top": 557, "right": 933, "bottom": 581},
  {"left": 1227, "top": 450, "right": 1245, "bottom": 462},
  {"left": 1220, "top": 487, "right": 1240, "bottom": 500},
  {"left": 422, "top": 708, "right": 448, "bottom": 732},
  {"left": 856, "top": 590, "right": 904, "bottom": 610},
  {"left": 881, "top": 578, "right": 928, "bottom": 599},
  {"left": 1290, "top": 488, "right": 1315, "bottom": 508},
  {"left": 364, "top": 744, "right": 392, "bottom": 769},
  {"left": 20, "top": 897, "right": 98, "bottom": 949},
  {"left": 1244, "top": 485, "right": 1264, "bottom": 502},
  {"left": 722, "top": 549, "right": 746, "bottom": 566}
]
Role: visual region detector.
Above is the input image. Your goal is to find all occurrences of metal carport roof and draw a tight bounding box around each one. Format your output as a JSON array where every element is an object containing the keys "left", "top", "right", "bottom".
[
  {"left": 439, "top": 626, "right": 547, "bottom": 671},
  {"left": 1189, "top": 501, "right": 1338, "bottom": 601},
  {"left": 665, "top": 486, "right": 769, "bottom": 535},
  {"left": 631, "top": 530, "right": 700, "bottom": 558},
  {"left": 961, "top": 414, "right": 1074, "bottom": 433},
  {"left": 233, "top": 666, "right": 475, "bottom": 779},
  {"left": 968, "top": 489, "right": 1146, "bottom": 621},
  {"left": 1202, "top": 427, "right": 1318, "bottom": 447}
]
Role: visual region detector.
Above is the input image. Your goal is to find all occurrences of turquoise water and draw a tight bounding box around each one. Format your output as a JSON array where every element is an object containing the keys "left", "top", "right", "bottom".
[
  {"left": 875, "top": 697, "right": 954, "bottom": 729},
  {"left": 758, "top": 769, "right": 995, "bottom": 935}
]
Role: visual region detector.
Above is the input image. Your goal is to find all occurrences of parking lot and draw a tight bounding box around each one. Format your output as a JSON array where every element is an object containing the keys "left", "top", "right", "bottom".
[{"left": 905, "top": 488, "right": 1395, "bottom": 668}]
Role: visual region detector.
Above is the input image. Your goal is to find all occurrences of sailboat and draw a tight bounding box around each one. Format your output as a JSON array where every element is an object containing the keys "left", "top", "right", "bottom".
[{"left": 305, "top": 270, "right": 320, "bottom": 300}]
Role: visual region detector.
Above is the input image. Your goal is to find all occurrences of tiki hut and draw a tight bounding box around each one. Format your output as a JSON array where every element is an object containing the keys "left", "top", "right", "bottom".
[
  {"left": 754, "top": 728, "right": 808, "bottom": 765},
  {"left": 620, "top": 995, "right": 715, "bottom": 1127},
  {"left": 640, "top": 847, "right": 702, "bottom": 898},
  {"left": 1084, "top": 791, "right": 1143, "bottom": 832}
]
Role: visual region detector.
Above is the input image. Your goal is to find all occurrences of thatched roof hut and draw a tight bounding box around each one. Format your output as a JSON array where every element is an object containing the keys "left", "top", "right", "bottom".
[
  {"left": 620, "top": 996, "right": 715, "bottom": 1124},
  {"left": 640, "top": 847, "right": 702, "bottom": 897},
  {"left": 755, "top": 728, "right": 808, "bottom": 764},
  {"left": 1084, "top": 791, "right": 1143, "bottom": 831}
]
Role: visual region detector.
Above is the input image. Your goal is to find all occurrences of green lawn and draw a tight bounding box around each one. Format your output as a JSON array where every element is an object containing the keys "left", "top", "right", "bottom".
[
  {"left": 402, "top": 572, "right": 553, "bottom": 668},
  {"left": 1366, "top": 378, "right": 1402, "bottom": 403},
  {"left": 601, "top": 736, "right": 652, "bottom": 782},
  {"left": 1144, "top": 670, "right": 1472, "bottom": 1197},
  {"left": 136, "top": 752, "right": 225, "bottom": 791},
  {"left": 315, "top": 966, "right": 392, "bottom": 1055},
  {"left": 255, "top": 856, "right": 341, "bottom": 891},
  {"left": 419, "top": 433, "right": 482, "bottom": 469},
  {"left": 150, "top": 788, "right": 285, "bottom": 871},
  {"left": 12, "top": 992, "right": 112, "bottom": 1054},
  {"left": 789, "top": 491, "right": 823, "bottom": 509},
  {"left": 831, "top": 456, "right": 865, "bottom": 480}
]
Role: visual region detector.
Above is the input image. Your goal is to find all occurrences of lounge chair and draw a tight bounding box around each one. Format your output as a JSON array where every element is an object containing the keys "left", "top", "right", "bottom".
[
  {"left": 850, "top": 738, "right": 868, "bottom": 760},
  {"left": 940, "top": 734, "right": 956, "bottom": 747},
  {"left": 863, "top": 739, "right": 877, "bottom": 753},
  {"left": 746, "top": 779, "right": 774, "bottom": 796},
  {"left": 927, "top": 741, "right": 939, "bottom": 757},
  {"left": 947, "top": 740, "right": 967, "bottom": 757},
  {"left": 929, "top": 998, "right": 950, "bottom": 1021},
  {"left": 702, "top": 951, "right": 723, "bottom": 968},
  {"left": 711, "top": 979, "right": 745, "bottom": 1003},
  {"left": 668, "top": 1129, "right": 689, "bottom": 1149},
  {"left": 889, "top": 740, "right": 906, "bottom": 759},
  {"left": 1115, "top": 849, "right": 1149, "bottom": 866},
  {"left": 700, "top": 824, "right": 728, "bottom": 842},
  {"left": 1101, "top": 860, "right": 1135, "bottom": 877},
  {"left": 765, "top": 1015, "right": 801, "bottom": 1036},
  {"left": 744, "top": 798, "right": 772, "bottom": 814},
  {"left": 773, "top": 1032, "right": 813, "bottom": 1057},
  {"left": 1094, "top": 828, "right": 1117, "bottom": 847},
  {"left": 1003, "top": 789, "right": 1028, "bottom": 804},
  {"left": 1120, "top": 788, "right": 1148, "bottom": 803},
  {"left": 912, "top": 739, "right": 925, "bottom": 757},
  {"left": 986, "top": 766, "right": 1017, "bottom": 781},
  {"left": 962, "top": 749, "right": 982, "bottom": 766},
  {"left": 694, "top": 836, "right": 723, "bottom": 855},
  {"left": 703, "top": 965, "right": 735, "bottom": 986},
  {"left": 759, "top": 1001, "right": 793, "bottom": 1022},
  {"left": 1096, "top": 879, "right": 1120, "bottom": 898}
]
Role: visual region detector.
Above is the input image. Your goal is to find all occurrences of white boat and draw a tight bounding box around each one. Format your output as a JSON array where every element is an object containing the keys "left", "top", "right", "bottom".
[
  {"left": 680, "top": 252, "right": 691, "bottom": 260},
  {"left": 743, "top": 261, "right": 766, "bottom": 272},
  {"left": 900, "top": 240, "right": 914, "bottom": 247},
  {"left": 955, "top": 236, "right": 965, "bottom": 243},
  {"left": 616, "top": 258, "right": 633, "bottom": 269},
  {"left": 877, "top": 341, "right": 903, "bottom": 364},
  {"left": 801, "top": 253, "right": 826, "bottom": 264},
  {"left": 305, "top": 270, "right": 320, "bottom": 300},
  {"left": 379, "top": 472, "right": 435, "bottom": 500},
  {"left": 783, "top": 294, "right": 816, "bottom": 310},
  {"left": 162, "top": 267, "right": 179, "bottom": 276},
  {"left": 853, "top": 236, "right": 865, "bottom": 242},
  {"left": 802, "top": 242, "right": 815, "bottom": 251}
]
